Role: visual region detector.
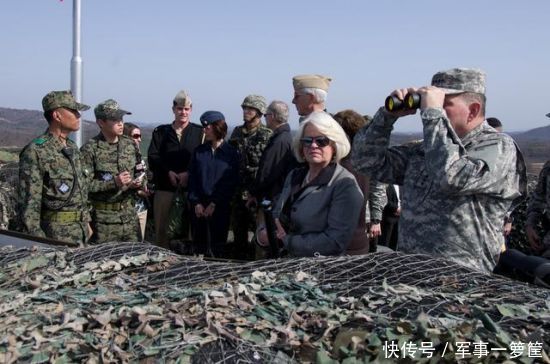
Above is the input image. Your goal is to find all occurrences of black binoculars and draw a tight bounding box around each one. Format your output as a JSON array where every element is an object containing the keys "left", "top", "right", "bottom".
[{"left": 385, "top": 93, "right": 421, "bottom": 112}]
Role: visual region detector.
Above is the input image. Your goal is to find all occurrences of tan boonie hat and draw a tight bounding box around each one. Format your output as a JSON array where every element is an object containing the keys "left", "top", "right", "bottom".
[
  {"left": 173, "top": 90, "right": 192, "bottom": 107},
  {"left": 42, "top": 90, "right": 90, "bottom": 113},
  {"left": 431, "top": 68, "right": 486, "bottom": 95},
  {"left": 94, "top": 99, "right": 132, "bottom": 120},
  {"left": 292, "top": 74, "right": 332, "bottom": 92}
]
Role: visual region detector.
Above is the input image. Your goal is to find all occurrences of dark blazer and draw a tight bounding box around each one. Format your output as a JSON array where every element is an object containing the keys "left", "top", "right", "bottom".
[
  {"left": 273, "top": 163, "right": 363, "bottom": 257},
  {"left": 250, "top": 123, "right": 297, "bottom": 200},
  {"left": 147, "top": 123, "right": 204, "bottom": 192},
  {"left": 188, "top": 141, "right": 239, "bottom": 207}
]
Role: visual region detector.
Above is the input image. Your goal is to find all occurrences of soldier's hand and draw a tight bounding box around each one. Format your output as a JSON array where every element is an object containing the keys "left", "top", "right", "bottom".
[
  {"left": 204, "top": 202, "right": 215, "bottom": 217},
  {"left": 386, "top": 88, "right": 418, "bottom": 118},
  {"left": 275, "top": 218, "right": 287, "bottom": 240},
  {"left": 115, "top": 171, "right": 132, "bottom": 188},
  {"left": 526, "top": 225, "right": 543, "bottom": 252},
  {"left": 369, "top": 223, "right": 382, "bottom": 238},
  {"left": 417, "top": 86, "right": 445, "bottom": 110}
]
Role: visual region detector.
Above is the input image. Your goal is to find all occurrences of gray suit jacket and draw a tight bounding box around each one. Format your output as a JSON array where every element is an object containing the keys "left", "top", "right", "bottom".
[{"left": 273, "top": 163, "right": 363, "bottom": 257}]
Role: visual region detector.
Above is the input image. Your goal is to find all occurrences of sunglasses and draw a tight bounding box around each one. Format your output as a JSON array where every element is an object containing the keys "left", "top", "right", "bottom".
[
  {"left": 300, "top": 136, "right": 331, "bottom": 148},
  {"left": 131, "top": 133, "right": 141, "bottom": 139}
]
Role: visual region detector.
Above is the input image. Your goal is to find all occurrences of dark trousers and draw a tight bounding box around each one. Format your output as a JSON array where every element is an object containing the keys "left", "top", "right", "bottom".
[
  {"left": 231, "top": 198, "right": 256, "bottom": 258},
  {"left": 191, "top": 205, "right": 231, "bottom": 258},
  {"left": 380, "top": 214, "right": 399, "bottom": 250}
]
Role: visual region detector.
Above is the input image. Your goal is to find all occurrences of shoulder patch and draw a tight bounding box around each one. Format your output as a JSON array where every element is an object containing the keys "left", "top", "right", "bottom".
[
  {"left": 32, "top": 137, "right": 47, "bottom": 145},
  {"left": 468, "top": 139, "right": 502, "bottom": 169}
]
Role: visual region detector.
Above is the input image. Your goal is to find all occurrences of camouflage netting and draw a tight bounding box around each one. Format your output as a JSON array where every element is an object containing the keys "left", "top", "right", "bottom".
[{"left": 0, "top": 242, "right": 548, "bottom": 363}]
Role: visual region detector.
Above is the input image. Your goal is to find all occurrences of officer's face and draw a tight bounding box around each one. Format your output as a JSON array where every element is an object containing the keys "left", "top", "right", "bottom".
[
  {"left": 173, "top": 105, "right": 192, "bottom": 124},
  {"left": 444, "top": 94, "right": 473, "bottom": 138},
  {"left": 292, "top": 92, "right": 313, "bottom": 116},
  {"left": 54, "top": 108, "right": 81, "bottom": 132}
]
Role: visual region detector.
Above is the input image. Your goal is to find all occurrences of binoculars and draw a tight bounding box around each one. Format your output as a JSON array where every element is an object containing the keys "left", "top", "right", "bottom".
[{"left": 385, "top": 93, "right": 421, "bottom": 112}]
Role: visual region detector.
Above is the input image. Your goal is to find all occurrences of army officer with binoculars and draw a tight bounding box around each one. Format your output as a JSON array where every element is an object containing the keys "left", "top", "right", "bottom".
[{"left": 351, "top": 67, "right": 526, "bottom": 274}]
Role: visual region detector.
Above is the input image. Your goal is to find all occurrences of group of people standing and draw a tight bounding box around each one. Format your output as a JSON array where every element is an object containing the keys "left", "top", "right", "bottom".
[{"left": 18, "top": 66, "right": 546, "bottom": 276}]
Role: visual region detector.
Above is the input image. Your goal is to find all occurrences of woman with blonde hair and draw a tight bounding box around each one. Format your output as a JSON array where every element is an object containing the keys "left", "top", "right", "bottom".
[{"left": 257, "top": 111, "right": 363, "bottom": 256}]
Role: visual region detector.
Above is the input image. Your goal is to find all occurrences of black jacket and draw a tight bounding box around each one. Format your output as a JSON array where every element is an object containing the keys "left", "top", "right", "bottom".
[
  {"left": 250, "top": 123, "right": 297, "bottom": 200},
  {"left": 147, "top": 123, "right": 204, "bottom": 192}
]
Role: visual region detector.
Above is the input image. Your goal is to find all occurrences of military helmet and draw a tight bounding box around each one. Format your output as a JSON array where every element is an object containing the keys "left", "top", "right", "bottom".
[{"left": 241, "top": 94, "right": 267, "bottom": 115}]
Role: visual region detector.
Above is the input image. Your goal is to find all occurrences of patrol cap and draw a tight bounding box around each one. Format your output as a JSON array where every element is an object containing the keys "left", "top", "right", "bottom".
[
  {"left": 42, "top": 90, "right": 90, "bottom": 113},
  {"left": 431, "top": 68, "right": 486, "bottom": 95},
  {"left": 292, "top": 74, "right": 332, "bottom": 92},
  {"left": 173, "top": 90, "right": 192, "bottom": 107},
  {"left": 94, "top": 99, "right": 132, "bottom": 120},
  {"left": 200, "top": 110, "right": 225, "bottom": 126}
]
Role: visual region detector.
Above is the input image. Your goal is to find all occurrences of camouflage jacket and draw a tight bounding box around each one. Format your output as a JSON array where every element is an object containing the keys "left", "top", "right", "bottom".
[
  {"left": 351, "top": 107, "right": 527, "bottom": 273},
  {"left": 229, "top": 123, "right": 272, "bottom": 190},
  {"left": 526, "top": 161, "right": 550, "bottom": 227},
  {"left": 366, "top": 179, "right": 387, "bottom": 222},
  {"left": 18, "top": 131, "right": 91, "bottom": 242},
  {"left": 80, "top": 134, "right": 142, "bottom": 223}
]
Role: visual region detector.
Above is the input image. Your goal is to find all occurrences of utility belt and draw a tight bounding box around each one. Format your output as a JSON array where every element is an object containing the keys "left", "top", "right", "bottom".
[
  {"left": 41, "top": 210, "right": 84, "bottom": 223},
  {"left": 92, "top": 200, "right": 131, "bottom": 211}
]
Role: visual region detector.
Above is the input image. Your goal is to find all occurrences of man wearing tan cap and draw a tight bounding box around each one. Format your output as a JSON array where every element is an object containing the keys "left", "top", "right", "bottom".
[
  {"left": 18, "top": 90, "right": 92, "bottom": 246},
  {"left": 147, "top": 90, "right": 204, "bottom": 248},
  {"left": 352, "top": 68, "right": 527, "bottom": 274},
  {"left": 292, "top": 74, "right": 332, "bottom": 122}
]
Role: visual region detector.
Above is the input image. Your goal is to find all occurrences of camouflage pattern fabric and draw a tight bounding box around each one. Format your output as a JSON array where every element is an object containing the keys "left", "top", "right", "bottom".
[
  {"left": 17, "top": 132, "right": 91, "bottom": 246},
  {"left": 351, "top": 107, "right": 527, "bottom": 273},
  {"left": 229, "top": 124, "right": 272, "bottom": 191},
  {"left": 526, "top": 161, "right": 550, "bottom": 254},
  {"left": 93, "top": 99, "right": 131, "bottom": 120},
  {"left": 80, "top": 134, "right": 142, "bottom": 244},
  {"left": 366, "top": 179, "right": 387, "bottom": 222}
]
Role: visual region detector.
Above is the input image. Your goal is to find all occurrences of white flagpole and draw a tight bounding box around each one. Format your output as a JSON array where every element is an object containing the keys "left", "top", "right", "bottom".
[{"left": 70, "top": 0, "right": 83, "bottom": 147}]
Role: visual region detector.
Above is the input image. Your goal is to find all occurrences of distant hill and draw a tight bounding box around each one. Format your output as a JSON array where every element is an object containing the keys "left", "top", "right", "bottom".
[{"left": 1, "top": 106, "right": 548, "bottom": 171}]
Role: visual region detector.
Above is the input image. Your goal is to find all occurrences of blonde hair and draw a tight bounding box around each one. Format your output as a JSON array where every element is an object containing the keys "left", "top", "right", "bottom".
[{"left": 293, "top": 111, "right": 350, "bottom": 163}]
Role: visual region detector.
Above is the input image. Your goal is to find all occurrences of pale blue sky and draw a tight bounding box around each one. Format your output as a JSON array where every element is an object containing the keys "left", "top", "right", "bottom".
[{"left": 1, "top": 0, "right": 549, "bottom": 132}]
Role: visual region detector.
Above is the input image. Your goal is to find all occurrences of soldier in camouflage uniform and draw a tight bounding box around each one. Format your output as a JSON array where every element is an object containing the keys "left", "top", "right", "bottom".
[
  {"left": 526, "top": 160, "right": 550, "bottom": 257},
  {"left": 80, "top": 99, "right": 142, "bottom": 244},
  {"left": 292, "top": 74, "right": 332, "bottom": 123},
  {"left": 18, "top": 90, "right": 91, "bottom": 246},
  {"left": 229, "top": 95, "right": 272, "bottom": 259},
  {"left": 351, "top": 68, "right": 527, "bottom": 273}
]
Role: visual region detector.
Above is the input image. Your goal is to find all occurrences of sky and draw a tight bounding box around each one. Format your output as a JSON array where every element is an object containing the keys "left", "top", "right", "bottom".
[{"left": 1, "top": 0, "right": 549, "bottom": 134}]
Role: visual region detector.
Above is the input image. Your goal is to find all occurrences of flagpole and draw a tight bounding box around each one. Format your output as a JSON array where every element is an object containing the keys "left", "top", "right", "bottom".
[{"left": 70, "top": 0, "right": 83, "bottom": 147}]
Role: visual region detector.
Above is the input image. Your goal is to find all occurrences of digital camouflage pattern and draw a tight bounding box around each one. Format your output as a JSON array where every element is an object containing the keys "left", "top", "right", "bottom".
[
  {"left": 351, "top": 107, "right": 527, "bottom": 273},
  {"left": 93, "top": 99, "right": 132, "bottom": 120},
  {"left": 366, "top": 179, "right": 387, "bottom": 222},
  {"left": 18, "top": 132, "right": 91, "bottom": 245},
  {"left": 80, "top": 134, "right": 142, "bottom": 244},
  {"left": 41, "top": 90, "right": 90, "bottom": 113},
  {"left": 240, "top": 95, "right": 267, "bottom": 114},
  {"left": 431, "top": 68, "right": 486, "bottom": 95},
  {"left": 526, "top": 161, "right": 550, "bottom": 253},
  {"left": 229, "top": 124, "right": 272, "bottom": 191}
]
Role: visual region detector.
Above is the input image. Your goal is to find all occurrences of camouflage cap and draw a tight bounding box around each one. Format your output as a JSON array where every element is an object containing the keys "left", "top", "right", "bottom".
[
  {"left": 42, "top": 90, "right": 90, "bottom": 113},
  {"left": 173, "top": 90, "right": 192, "bottom": 107},
  {"left": 94, "top": 99, "right": 132, "bottom": 120},
  {"left": 292, "top": 74, "right": 332, "bottom": 92},
  {"left": 431, "top": 68, "right": 486, "bottom": 95},
  {"left": 241, "top": 94, "right": 267, "bottom": 114}
]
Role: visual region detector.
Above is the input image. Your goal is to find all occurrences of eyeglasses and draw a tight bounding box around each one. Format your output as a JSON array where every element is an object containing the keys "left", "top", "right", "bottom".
[
  {"left": 131, "top": 134, "right": 141, "bottom": 139},
  {"left": 300, "top": 136, "right": 331, "bottom": 148}
]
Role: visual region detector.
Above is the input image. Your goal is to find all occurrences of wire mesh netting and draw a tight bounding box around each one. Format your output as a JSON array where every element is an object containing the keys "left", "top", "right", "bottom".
[{"left": 0, "top": 242, "right": 548, "bottom": 363}]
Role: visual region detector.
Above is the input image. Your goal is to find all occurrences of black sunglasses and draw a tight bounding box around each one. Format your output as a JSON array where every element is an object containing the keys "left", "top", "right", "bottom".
[
  {"left": 300, "top": 136, "right": 331, "bottom": 148},
  {"left": 131, "top": 133, "right": 141, "bottom": 139}
]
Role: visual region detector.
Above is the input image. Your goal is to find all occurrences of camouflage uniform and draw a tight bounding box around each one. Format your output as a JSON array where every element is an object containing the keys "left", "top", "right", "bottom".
[
  {"left": 229, "top": 95, "right": 272, "bottom": 254},
  {"left": 526, "top": 161, "right": 550, "bottom": 255},
  {"left": 18, "top": 135, "right": 91, "bottom": 245},
  {"left": 352, "top": 107, "right": 526, "bottom": 273},
  {"left": 80, "top": 99, "right": 141, "bottom": 244},
  {"left": 18, "top": 91, "right": 91, "bottom": 246}
]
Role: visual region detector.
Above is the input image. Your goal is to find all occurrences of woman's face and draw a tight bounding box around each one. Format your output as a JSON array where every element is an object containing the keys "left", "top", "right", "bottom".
[
  {"left": 203, "top": 124, "right": 216, "bottom": 141},
  {"left": 130, "top": 127, "right": 141, "bottom": 146},
  {"left": 301, "top": 123, "right": 334, "bottom": 168}
]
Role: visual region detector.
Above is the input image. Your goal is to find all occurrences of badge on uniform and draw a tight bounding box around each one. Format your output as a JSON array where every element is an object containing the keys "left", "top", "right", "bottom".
[
  {"left": 101, "top": 173, "right": 113, "bottom": 181},
  {"left": 58, "top": 182, "right": 70, "bottom": 194}
]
